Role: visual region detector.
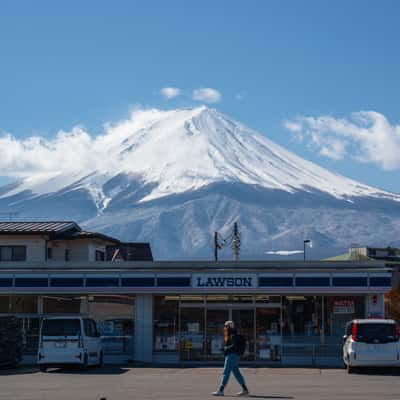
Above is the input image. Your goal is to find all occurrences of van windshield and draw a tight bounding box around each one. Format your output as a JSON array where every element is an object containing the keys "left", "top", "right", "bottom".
[
  {"left": 42, "top": 319, "right": 81, "bottom": 337},
  {"left": 355, "top": 323, "right": 397, "bottom": 343}
]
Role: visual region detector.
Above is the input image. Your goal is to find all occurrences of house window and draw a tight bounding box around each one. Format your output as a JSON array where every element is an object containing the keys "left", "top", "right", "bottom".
[
  {"left": 0, "top": 246, "right": 26, "bottom": 261},
  {"left": 95, "top": 250, "right": 105, "bottom": 261}
]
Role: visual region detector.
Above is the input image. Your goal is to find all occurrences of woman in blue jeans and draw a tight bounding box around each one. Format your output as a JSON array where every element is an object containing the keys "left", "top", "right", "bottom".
[{"left": 212, "top": 321, "right": 249, "bottom": 396}]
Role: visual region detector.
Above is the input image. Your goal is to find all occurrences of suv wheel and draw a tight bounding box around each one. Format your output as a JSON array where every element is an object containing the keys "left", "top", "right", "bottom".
[{"left": 39, "top": 364, "right": 47, "bottom": 372}]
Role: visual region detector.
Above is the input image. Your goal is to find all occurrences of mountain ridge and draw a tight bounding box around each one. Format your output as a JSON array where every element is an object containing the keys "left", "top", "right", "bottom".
[{"left": 0, "top": 106, "right": 399, "bottom": 259}]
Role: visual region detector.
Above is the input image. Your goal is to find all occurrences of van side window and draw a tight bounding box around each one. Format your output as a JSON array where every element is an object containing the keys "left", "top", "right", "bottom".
[
  {"left": 90, "top": 320, "right": 99, "bottom": 337},
  {"left": 84, "top": 319, "right": 99, "bottom": 337}
]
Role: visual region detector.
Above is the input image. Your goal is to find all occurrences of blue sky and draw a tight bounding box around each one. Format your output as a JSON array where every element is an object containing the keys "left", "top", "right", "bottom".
[{"left": 0, "top": 0, "right": 399, "bottom": 192}]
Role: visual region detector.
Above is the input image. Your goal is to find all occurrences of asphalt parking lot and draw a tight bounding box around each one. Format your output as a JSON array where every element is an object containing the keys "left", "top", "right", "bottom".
[{"left": 0, "top": 367, "right": 399, "bottom": 400}]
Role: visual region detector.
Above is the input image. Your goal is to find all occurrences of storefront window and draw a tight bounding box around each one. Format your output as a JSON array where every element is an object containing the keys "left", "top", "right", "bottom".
[
  {"left": 206, "top": 309, "right": 228, "bottom": 360},
  {"left": 88, "top": 295, "right": 135, "bottom": 356},
  {"left": 325, "top": 296, "right": 365, "bottom": 339},
  {"left": 179, "top": 307, "right": 205, "bottom": 360},
  {"left": 232, "top": 309, "right": 255, "bottom": 360},
  {"left": 256, "top": 307, "right": 281, "bottom": 361},
  {"left": 154, "top": 296, "right": 179, "bottom": 352},
  {"left": 282, "top": 296, "right": 322, "bottom": 344}
]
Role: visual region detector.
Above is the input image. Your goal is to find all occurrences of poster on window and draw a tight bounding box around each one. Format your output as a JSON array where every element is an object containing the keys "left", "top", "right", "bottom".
[
  {"left": 333, "top": 299, "right": 355, "bottom": 314},
  {"left": 211, "top": 337, "right": 223, "bottom": 354}
]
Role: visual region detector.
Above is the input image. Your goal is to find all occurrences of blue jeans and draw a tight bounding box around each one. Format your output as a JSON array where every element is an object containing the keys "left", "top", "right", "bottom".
[{"left": 219, "top": 353, "right": 246, "bottom": 388}]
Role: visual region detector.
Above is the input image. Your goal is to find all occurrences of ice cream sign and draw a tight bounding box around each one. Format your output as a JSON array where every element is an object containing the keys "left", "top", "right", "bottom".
[{"left": 192, "top": 274, "right": 257, "bottom": 288}]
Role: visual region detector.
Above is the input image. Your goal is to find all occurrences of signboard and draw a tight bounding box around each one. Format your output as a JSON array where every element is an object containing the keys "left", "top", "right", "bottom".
[
  {"left": 192, "top": 274, "right": 257, "bottom": 289},
  {"left": 333, "top": 299, "right": 355, "bottom": 314}
]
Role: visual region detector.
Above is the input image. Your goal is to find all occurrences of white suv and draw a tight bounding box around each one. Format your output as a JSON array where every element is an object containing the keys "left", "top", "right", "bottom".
[
  {"left": 343, "top": 319, "right": 400, "bottom": 373},
  {"left": 38, "top": 316, "right": 103, "bottom": 371}
]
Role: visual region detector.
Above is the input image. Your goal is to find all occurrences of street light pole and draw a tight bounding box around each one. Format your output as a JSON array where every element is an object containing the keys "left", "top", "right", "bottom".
[{"left": 304, "top": 239, "right": 311, "bottom": 261}]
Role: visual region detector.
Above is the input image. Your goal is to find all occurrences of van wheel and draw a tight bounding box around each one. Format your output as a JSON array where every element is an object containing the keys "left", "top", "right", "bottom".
[
  {"left": 81, "top": 354, "right": 89, "bottom": 370},
  {"left": 98, "top": 352, "right": 104, "bottom": 368},
  {"left": 39, "top": 364, "right": 47, "bottom": 372}
]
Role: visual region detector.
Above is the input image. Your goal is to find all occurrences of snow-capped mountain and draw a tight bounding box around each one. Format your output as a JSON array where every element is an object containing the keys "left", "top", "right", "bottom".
[{"left": 1, "top": 106, "right": 400, "bottom": 259}]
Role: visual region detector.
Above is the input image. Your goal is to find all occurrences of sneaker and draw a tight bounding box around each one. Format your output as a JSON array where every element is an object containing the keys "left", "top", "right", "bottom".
[
  {"left": 212, "top": 389, "right": 224, "bottom": 396},
  {"left": 236, "top": 389, "right": 249, "bottom": 396}
]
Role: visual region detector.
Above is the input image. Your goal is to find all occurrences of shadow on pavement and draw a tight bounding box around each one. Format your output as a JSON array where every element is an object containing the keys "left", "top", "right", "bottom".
[
  {"left": 0, "top": 366, "right": 130, "bottom": 375},
  {"left": 0, "top": 366, "right": 40, "bottom": 376},
  {"left": 352, "top": 367, "right": 400, "bottom": 376},
  {"left": 45, "top": 366, "right": 130, "bottom": 375},
  {"left": 224, "top": 396, "right": 294, "bottom": 399},
  {"left": 249, "top": 396, "right": 294, "bottom": 399}
]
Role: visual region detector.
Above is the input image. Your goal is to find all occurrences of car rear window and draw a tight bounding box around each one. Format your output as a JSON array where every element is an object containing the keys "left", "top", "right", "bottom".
[
  {"left": 355, "top": 323, "right": 397, "bottom": 343},
  {"left": 42, "top": 319, "right": 81, "bottom": 336}
]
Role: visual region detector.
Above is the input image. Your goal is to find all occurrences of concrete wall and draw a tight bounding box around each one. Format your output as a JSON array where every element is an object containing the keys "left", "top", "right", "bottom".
[
  {"left": 134, "top": 294, "right": 153, "bottom": 363},
  {"left": 0, "top": 235, "right": 46, "bottom": 262},
  {"left": 365, "top": 293, "right": 385, "bottom": 318},
  {"left": 0, "top": 236, "right": 108, "bottom": 263}
]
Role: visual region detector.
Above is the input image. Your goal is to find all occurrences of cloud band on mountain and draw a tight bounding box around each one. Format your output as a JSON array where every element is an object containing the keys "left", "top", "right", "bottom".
[{"left": 284, "top": 111, "right": 400, "bottom": 170}]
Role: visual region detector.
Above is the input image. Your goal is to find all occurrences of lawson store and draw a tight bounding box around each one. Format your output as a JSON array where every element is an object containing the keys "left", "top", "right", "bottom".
[{"left": 0, "top": 260, "right": 392, "bottom": 366}]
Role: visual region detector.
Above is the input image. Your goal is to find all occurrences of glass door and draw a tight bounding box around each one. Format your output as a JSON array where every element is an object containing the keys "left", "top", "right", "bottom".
[
  {"left": 206, "top": 309, "right": 229, "bottom": 360},
  {"left": 179, "top": 307, "right": 205, "bottom": 361},
  {"left": 256, "top": 307, "right": 281, "bottom": 361},
  {"left": 232, "top": 309, "right": 255, "bottom": 360}
]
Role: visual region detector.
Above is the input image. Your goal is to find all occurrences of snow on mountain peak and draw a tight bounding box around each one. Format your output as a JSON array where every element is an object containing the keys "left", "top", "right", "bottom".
[{"left": 1, "top": 106, "right": 399, "bottom": 206}]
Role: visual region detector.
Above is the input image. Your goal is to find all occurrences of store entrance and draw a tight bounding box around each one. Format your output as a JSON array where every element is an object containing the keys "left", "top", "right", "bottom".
[{"left": 179, "top": 304, "right": 258, "bottom": 361}]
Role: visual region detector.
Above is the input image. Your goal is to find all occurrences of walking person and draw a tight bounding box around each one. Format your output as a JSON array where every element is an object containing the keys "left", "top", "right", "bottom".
[{"left": 212, "top": 321, "right": 249, "bottom": 396}]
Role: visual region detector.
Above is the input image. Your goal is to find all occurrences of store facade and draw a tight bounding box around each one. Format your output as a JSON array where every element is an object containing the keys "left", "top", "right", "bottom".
[{"left": 0, "top": 260, "right": 392, "bottom": 366}]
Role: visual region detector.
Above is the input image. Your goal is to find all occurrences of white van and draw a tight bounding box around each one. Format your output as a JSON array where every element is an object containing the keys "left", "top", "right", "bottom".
[
  {"left": 38, "top": 316, "right": 103, "bottom": 371},
  {"left": 343, "top": 319, "right": 400, "bottom": 373}
]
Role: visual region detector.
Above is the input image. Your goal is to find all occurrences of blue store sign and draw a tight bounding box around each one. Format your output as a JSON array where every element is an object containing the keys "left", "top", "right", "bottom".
[{"left": 192, "top": 274, "right": 258, "bottom": 289}]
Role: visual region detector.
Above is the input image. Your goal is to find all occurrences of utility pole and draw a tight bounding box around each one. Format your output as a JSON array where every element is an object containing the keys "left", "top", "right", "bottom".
[
  {"left": 214, "top": 231, "right": 219, "bottom": 262},
  {"left": 232, "top": 222, "right": 240, "bottom": 262}
]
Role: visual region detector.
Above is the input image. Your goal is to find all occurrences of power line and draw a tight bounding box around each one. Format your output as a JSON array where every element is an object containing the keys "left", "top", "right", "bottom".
[{"left": 213, "top": 222, "right": 241, "bottom": 262}]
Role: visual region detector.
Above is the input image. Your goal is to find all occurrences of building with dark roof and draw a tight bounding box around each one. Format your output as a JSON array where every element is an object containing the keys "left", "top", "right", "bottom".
[{"left": 0, "top": 221, "right": 152, "bottom": 263}]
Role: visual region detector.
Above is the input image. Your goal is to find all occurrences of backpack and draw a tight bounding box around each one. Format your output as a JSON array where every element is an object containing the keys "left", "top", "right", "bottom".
[{"left": 236, "top": 334, "right": 247, "bottom": 356}]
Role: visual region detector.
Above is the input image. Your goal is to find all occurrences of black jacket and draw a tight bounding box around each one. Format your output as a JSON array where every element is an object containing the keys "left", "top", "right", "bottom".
[{"left": 223, "top": 328, "right": 238, "bottom": 355}]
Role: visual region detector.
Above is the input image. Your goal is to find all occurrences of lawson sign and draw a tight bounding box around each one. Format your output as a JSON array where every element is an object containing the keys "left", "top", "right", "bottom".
[{"left": 192, "top": 274, "right": 257, "bottom": 289}]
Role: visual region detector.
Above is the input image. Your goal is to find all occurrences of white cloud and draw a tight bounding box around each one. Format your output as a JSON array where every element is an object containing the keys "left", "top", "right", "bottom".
[
  {"left": 266, "top": 250, "right": 304, "bottom": 256},
  {"left": 0, "top": 107, "right": 165, "bottom": 179},
  {"left": 192, "top": 87, "right": 221, "bottom": 103},
  {"left": 284, "top": 111, "right": 400, "bottom": 170},
  {"left": 160, "top": 87, "right": 181, "bottom": 99}
]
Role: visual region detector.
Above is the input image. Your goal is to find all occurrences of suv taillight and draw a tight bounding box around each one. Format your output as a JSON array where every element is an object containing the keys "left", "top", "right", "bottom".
[{"left": 351, "top": 323, "right": 358, "bottom": 342}]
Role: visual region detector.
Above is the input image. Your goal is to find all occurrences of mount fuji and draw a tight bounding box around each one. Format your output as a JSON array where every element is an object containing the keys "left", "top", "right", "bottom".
[{"left": 1, "top": 106, "right": 399, "bottom": 259}]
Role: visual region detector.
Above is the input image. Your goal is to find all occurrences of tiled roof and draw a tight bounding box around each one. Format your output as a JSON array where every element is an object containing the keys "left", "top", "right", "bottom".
[{"left": 0, "top": 221, "right": 80, "bottom": 233}]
